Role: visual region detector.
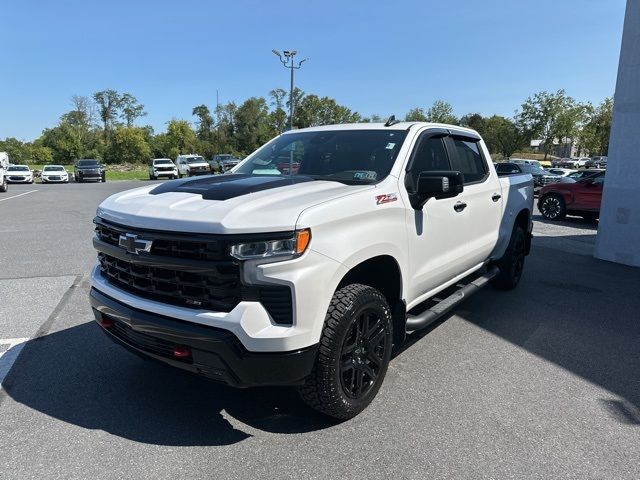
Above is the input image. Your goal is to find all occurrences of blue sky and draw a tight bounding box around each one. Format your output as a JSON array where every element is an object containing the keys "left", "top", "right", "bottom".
[{"left": 0, "top": 0, "right": 627, "bottom": 140}]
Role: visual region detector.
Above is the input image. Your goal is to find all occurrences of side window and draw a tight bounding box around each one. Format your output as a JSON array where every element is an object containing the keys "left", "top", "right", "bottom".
[
  {"left": 450, "top": 138, "right": 487, "bottom": 184},
  {"left": 406, "top": 135, "right": 450, "bottom": 191},
  {"left": 591, "top": 174, "right": 605, "bottom": 186}
]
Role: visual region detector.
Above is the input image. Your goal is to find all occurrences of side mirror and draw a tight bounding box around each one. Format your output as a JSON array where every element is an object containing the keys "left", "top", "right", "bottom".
[{"left": 410, "top": 171, "right": 464, "bottom": 209}]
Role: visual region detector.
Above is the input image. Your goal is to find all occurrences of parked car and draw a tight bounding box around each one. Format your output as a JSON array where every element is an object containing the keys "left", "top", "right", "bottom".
[
  {"left": 148, "top": 158, "right": 178, "bottom": 180},
  {"left": 586, "top": 156, "right": 607, "bottom": 169},
  {"left": 91, "top": 121, "right": 534, "bottom": 419},
  {"left": 176, "top": 154, "right": 209, "bottom": 177},
  {"left": 41, "top": 165, "right": 69, "bottom": 183},
  {"left": 6, "top": 165, "right": 33, "bottom": 183},
  {"left": 547, "top": 168, "right": 576, "bottom": 177},
  {"left": 553, "top": 157, "right": 575, "bottom": 168},
  {"left": 538, "top": 170, "right": 605, "bottom": 221},
  {"left": 567, "top": 169, "right": 603, "bottom": 181},
  {"left": 210, "top": 154, "right": 240, "bottom": 173},
  {"left": 495, "top": 162, "right": 562, "bottom": 193},
  {"left": 75, "top": 159, "right": 105, "bottom": 183},
  {"left": 0, "top": 152, "right": 9, "bottom": 192},
  {"left": 574, "top": 157, "right": 591, "bottom": 168}
]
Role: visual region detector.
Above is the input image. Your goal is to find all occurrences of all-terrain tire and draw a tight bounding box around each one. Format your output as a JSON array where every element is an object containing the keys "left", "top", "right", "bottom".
[
  {"left": 299, "top": 284, "right": 393, "bottom": 420},
  {"left": 492, "top": 225, "right": 526, "bottom": 290}
]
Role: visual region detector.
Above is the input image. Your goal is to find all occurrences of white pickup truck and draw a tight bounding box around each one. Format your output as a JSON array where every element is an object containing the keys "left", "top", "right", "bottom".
[
  {"left": 0, "top": 152, "right": 9, "bottom": 192},
  {"left": 90, "top": 121, "right": 534, "bottom": 419}
]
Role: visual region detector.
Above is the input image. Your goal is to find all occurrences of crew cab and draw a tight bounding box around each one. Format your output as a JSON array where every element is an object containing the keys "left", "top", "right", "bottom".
[
  {"left": 75, "top": 159, "right": 105, "bottom": 183},
  {"left": 148, "top": 158, "right": 178, "bottom": 180},
  {"left": 538, "top": 170, "right": 605, "bottom": 221},
  {"left": 176, "top": 155, "right": 209, "bottom": 177},
  {"left": 0, "top": 152, "right": 8, "bottom": 192},
  {"left": 90, "top": 122, "right": 534, "bottom": 419}
]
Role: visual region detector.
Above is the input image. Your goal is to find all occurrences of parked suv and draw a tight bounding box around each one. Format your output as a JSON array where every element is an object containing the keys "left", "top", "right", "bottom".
[
  {"left": 176, "top": 155, "right": 209, "bottom": 177},
  {"left": 495, "top": 162, "right": 561, "bottom": 193},
  {"left": 149, "top": 158, "right": 178, "bottom": 180},
  {"left": 210, "top": 154, "right": 240, "bottom": 173},
  {"left": 90, "top": 122, "right": 534, "bottom": 419},
  {"left": 538, "top": 170, "right": 605, "bottom": 221},
  {"left": 586, "top": 156, "right": 607, "bottom": 169},
  {"left": 75, "top": 159, "right": 105, "bottom": 183}
]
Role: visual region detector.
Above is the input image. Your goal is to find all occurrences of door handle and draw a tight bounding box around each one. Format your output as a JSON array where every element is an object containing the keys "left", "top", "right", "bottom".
[
  {"left": 454, "top": 202, "right": 467, "bottom": 212},
  {"left": 492, "top": 193, "right": 502, "bottom": 202}
]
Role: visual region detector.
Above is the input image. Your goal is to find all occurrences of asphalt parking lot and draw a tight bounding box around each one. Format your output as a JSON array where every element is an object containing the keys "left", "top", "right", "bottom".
[{"left": 1, "top": 181, "right": 639, "bottom": 479}]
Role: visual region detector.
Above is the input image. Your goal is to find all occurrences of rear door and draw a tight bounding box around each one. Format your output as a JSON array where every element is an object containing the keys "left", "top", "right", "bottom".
[
  {"left": 575, "top": 172, "right": 605, "bottom": 211},
  {"left": 444, "top": 134, "right": 503, "bottom": 271}
]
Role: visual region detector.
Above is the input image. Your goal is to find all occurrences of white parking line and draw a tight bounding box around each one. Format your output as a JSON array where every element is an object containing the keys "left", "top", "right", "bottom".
[
  {"left": 0, "top": 190, "right": 38, "bottom": 203},
  {"left": 0, "top": 338, "right": 29, "bottom": 387}
]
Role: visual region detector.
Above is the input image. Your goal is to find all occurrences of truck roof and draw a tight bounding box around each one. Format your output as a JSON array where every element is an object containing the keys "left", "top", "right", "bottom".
[{"left": 283, "top": 122, "right": 480, "bottom": 137}]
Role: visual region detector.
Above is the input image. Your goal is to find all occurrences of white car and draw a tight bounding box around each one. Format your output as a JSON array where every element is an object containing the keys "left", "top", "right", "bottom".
[
  {"left": 547, "top": 168, "right": 576, "bottom": 177},
  {"left": 6, "top": 165, "right": 33, "bottom": 183},
  {"left": 176, "top": 154, "right": 210, "bottom": 177},
  {"left": 90, "top": 121, "right": 534, "bottom": 419},
  {"left": 148, "top": 158, "right": 178, "bottom": 180},
  {"left": 41, "top": 165, "right": 69, "bottom": 183}
]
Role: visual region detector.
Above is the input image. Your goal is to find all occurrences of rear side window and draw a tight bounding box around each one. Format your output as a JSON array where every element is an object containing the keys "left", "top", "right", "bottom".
[
  {"left": 450, "top": 138, "right": 487, "bottom": 184},
  {"left": 496, "top": 163, "right": 520, "bottom": 174}
]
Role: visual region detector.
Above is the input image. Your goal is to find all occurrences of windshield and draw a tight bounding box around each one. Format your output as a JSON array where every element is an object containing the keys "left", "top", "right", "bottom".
[
  {"left": 77, "top": 160, "right": 100, "bottom": 166},
  {"left": 519, "top": 164, "right": 547, "bottom": 175},
  {"left": 154, "top": 159, "right": 173, "bottom": 165},
  {"left": 8, "top": 166, "right": 29, "bottom": 171},
  {"left": 235, "top": 129, "right": 409, "bottom": 184},
  {"left": 44, "top": 166, "right": 65, "bottom": 171},
  {"left": 186, "top": 157, "right": 205, "bottom": 164}
]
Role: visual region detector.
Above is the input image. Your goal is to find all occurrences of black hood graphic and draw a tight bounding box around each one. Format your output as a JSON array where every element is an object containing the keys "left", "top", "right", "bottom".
[{"left": 149, "top": 174, "right": 316, "bottom": 201}]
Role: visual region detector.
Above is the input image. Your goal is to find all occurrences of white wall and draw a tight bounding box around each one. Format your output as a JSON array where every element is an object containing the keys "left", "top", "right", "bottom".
[{"left": 594, "top": 0, "right": 640, "bottom": 267}]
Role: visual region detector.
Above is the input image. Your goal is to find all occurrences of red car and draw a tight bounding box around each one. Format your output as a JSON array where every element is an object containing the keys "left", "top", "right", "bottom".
[{"left": 538, "top": 171, "right": 605, "bottom": 221}]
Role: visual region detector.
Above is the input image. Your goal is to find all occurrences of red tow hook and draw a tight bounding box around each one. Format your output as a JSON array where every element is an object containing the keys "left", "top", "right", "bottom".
[{"left": 172, "top": 345, "right": 192, "bottom": 358}]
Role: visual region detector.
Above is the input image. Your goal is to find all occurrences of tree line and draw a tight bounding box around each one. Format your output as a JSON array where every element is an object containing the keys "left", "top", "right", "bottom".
[{"left": 0, "top": 88, "right": 612, "bottom": 165}]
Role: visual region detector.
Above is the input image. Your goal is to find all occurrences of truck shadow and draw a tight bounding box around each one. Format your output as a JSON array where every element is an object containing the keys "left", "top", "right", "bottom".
[{"left": 1, "top": 322, "right": 339, "bottom": 447}]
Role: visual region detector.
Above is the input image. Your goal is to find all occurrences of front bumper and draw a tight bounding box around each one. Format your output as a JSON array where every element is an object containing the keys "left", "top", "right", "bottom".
[
  {"left": 154, "top": 170, "right": 177, "bottom": 177},
  {"left": 90, "top": 288, "right": 318, "bottom": 387},
  {"left": 42, "top": 176, "right": 68, "bottom": 182},
  {"left": 7, "top": 176, "right": 32, "bottom": 183}
]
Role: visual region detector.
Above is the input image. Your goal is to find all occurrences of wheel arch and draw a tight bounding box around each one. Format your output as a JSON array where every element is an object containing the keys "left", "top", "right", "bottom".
[{"left": 337, "top": 254, "right": 406, "bottom": 347}]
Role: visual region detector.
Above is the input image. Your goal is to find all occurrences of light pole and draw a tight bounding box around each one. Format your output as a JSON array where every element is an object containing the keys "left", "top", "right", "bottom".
[{"left": 272, "top": 49, "right": 307, "bottom": 131}]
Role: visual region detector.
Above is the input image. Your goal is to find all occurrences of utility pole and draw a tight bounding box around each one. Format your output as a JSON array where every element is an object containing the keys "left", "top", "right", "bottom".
[{"left": 272, "top": 49, "right": 307, "bottom": 131}]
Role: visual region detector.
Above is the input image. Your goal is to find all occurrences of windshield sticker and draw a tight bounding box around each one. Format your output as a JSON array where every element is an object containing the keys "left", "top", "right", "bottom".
[
  {"left": 353, "top": 171, "right": 377, "bottom": 181},
  {"left": 376, "top": 193, "right": 397, "bottom": 205},
  {"left": 385, "top": 143, "right": 396, "bottom": 150}
]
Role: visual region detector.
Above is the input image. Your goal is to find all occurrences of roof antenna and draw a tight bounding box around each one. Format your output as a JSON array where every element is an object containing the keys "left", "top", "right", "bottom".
[{"left": 384, "top": 115, "right": 399, "bottom": 127}]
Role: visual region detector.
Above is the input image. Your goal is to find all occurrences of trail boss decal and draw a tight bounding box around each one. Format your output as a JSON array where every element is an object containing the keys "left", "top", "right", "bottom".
[{"left": 375, "top": 193, "right": 398, "bottom": 205}]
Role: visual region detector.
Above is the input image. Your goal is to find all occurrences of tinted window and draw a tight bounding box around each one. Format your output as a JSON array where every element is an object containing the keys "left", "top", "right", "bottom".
[
  {"left": 406, "top": 135, "right": 450, "bottom": 190},
  {"left": 450, "top": 138, "right": 487, "bottom": 183},
  {"left": 77, "top": 160, "right": 99, "bottom": 166},
  {"left": 496, "top": 163, "right": 521, "bottom": 174},
  {"left": 589, "top": 172, "right": 606, "bottom": 185}
]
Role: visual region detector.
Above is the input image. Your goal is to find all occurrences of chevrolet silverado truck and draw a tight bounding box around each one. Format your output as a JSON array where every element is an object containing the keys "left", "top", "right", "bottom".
[{"left": 90, "top": 121, "right": 534, "bottom": 419}]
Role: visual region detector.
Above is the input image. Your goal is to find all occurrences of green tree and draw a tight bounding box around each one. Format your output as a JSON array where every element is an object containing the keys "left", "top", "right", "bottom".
[
  {"left": 578, "top": 97, "right": 613, "bottom": 156},
  {"left": 516, "top": 89, "right": 576, "bottom": 160},
  {"left": 120, "top": 93, "right": 146, "bottom": 127},
  {"left": 234, "top": 97, "right": 273, "bottom": 153},
  {"left": 459, "top": 113, "right": 486, "bottom": 134},
  {"left": 93, "top": 89, "right": 122, "bottom": 137},
  {"left": 483, "top": 115, "right": 524, "bottom": 158},
  {"left": 163, "top": 119, "right": 197, "bottom": 159},
  {"left": 269, "top": 89, "right": 288, "bottom": 133},
  {"left": 0, "top": 138, "right": 30, "bottom": 163},
  {"left": 425, "top": 100, "right": 458, "bottom": 124},
  {"left": 405, "top": 108, "right": 427, "bottom": 122},
  {"left": 192, "top": 104, "right": 214, "bottom": 140},
  {"left": 295, "top": 95, "right": 361, "bottom": 128},
  {"left": 104, "top": 126, "right": 151, "bottom": 164}
]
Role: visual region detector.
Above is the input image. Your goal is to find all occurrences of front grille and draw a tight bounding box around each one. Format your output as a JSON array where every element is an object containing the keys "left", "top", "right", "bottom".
[
  {"left": 48, "top": 176, "right": 61, "bottom": 180},
  {"left": 95, "top": 219, "right": 294, "bottom": 323},
  {"left": 156, "top": 167, "right": 174, "bottom": 172},
  {"left": 9, "top": 176, "right": 26, "bottom": 181},
  {"left": 98, "top": 252, "right": 241, "bottom": 311}
]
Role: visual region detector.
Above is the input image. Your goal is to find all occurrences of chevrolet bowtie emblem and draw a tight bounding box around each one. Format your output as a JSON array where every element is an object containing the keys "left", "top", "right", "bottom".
[{"left": 118, "top": 233, "right": 153, "bottom": 254}]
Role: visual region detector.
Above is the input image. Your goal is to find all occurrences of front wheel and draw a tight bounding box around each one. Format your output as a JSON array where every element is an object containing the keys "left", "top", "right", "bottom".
[
  {"left": 492, "top": 225, "right": 526, "bottom": 290},
  {"left": 539, "top": 194, "right": 566, "bottom": 220},
  {"left": 299, "top": 284, "right": 393, "bottom": 420}
]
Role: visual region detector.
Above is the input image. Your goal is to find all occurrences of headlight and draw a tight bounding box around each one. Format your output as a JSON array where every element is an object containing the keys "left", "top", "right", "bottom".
[{"left": 230, "top": 229, "right": 311, "bottom": 261}]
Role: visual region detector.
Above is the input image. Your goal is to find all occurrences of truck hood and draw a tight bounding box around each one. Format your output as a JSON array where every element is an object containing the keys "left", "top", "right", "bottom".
[{"left": 97, "top": 174, "right": 372, "bottom": 234}]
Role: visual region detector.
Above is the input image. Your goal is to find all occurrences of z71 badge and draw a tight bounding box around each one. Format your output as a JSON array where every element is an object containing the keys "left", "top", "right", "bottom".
[{"left": 375, "top": 193, "right": 398, "bottom": 205}]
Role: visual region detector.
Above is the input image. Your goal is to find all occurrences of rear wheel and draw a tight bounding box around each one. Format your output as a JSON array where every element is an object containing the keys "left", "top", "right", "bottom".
[
  {"left": 299, "top": 284, "right": 393, "bottom": 420},
  {"left": 540, "top": 194, "right": 566, "bottom": 220},
  {"left": 0, "top": 176, "right": 7, "bottom": 192},
  {"left": 492, "top": 225, "right": 526, "bottom": 290}
]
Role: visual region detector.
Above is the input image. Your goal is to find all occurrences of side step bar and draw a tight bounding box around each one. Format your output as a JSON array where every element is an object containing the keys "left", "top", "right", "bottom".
[{"left": 405, "top": 266, "right": 499, "bottom": 333}]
